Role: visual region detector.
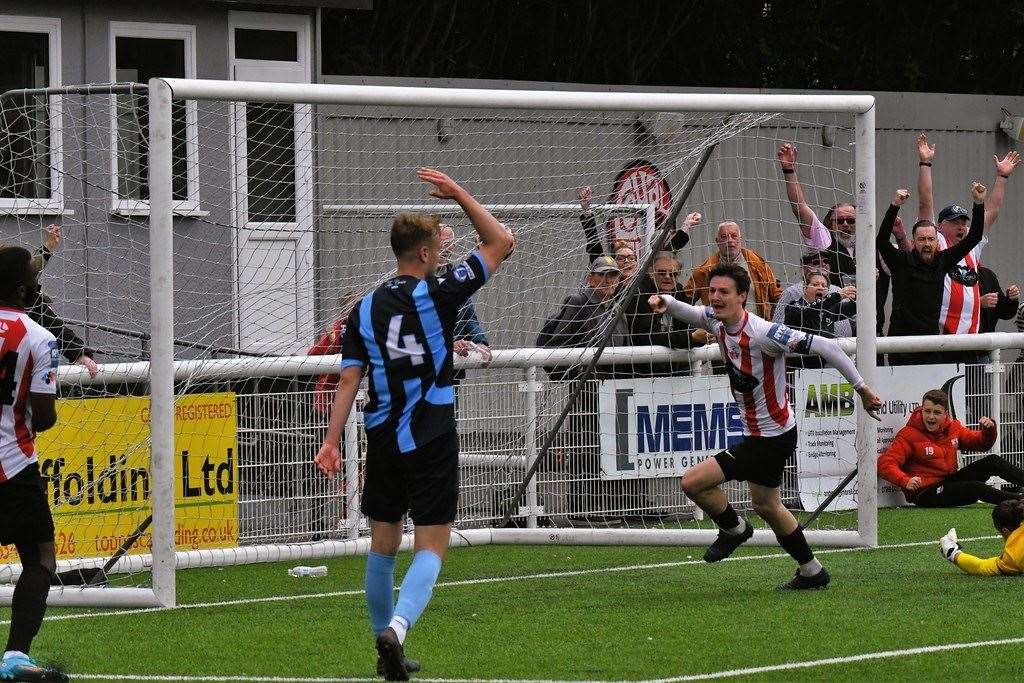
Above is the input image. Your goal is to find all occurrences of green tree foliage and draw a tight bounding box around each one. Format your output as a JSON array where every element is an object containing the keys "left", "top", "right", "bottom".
[{"left": 321, "top": 0, "right": 1024, "bottom": 95}]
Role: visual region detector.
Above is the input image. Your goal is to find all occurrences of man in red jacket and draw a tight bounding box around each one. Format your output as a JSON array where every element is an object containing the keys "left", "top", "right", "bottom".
[{"left": 879, "top": 389, "right": 1024, "bottom": 507}]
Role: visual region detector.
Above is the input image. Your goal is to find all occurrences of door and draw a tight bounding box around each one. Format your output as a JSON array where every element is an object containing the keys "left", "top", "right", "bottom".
[{"left": 229, "top": 12, "right": 314, "bottom": 355}]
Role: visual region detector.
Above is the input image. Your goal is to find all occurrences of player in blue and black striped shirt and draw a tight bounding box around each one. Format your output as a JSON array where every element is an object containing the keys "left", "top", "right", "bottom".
[{"left": 315, "top": 168, "right": 514, "bottom": 680}]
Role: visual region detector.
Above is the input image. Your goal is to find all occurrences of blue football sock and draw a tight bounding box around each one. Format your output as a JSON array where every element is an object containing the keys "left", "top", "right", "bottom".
[
  {"left": 365, "top": 551, "right": 396, "bottom": 635},
  {"left": 392, "top": 549, "right": 443, "bottom": 632}
]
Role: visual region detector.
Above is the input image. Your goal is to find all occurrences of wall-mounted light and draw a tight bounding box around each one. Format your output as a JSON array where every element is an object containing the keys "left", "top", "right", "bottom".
[
  {"left": 1000, "top": 108, "right": 1023, "bottom": 143},
  {"left": 437, "top": 118, "right": 452, "bottom": 144},
  {"left": 821, "top": 124, "right": 835, "bottom": 148}
]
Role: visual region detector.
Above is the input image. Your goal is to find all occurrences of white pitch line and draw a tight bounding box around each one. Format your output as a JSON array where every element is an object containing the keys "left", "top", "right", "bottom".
[
  {"left": 644, "top": 634, "right": 1024, "bottom": 681},
  {"left": 71, "top": 634, "right": 1024, "bottom": 682},
  {"left": 1, "top": 534, "right": 997, "bottom": 628}
]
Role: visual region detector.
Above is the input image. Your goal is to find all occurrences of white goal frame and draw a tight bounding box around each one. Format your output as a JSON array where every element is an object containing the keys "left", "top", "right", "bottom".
[
  {"left": 0, "top": 81, "right": 879, "bottom": 609},
  {"left": 144, "top": 79, "right": 881, "bottom": 609}
]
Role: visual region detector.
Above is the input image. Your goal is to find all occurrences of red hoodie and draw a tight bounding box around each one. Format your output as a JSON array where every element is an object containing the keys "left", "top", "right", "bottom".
[
  {"left": 308, "top": 319, "right": 345, "bottom": 413},
  {"left": 878, "top": 407, "right": 997, "bottom": 492}
]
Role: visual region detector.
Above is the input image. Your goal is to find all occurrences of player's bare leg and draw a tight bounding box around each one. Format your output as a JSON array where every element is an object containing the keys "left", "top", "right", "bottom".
[
  {"left": 748, "top": 483, "right": 828, "bottom": 589},
  {"left": 681, "top": 458, "right": 753, "bottom": 562}
]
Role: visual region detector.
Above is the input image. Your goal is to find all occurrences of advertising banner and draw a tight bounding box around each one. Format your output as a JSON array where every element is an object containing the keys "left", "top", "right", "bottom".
[{"left": 0, "top": 393, "right": 239, "bottom": 561}]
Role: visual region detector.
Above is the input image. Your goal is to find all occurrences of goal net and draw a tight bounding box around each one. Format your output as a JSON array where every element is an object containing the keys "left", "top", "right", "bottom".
[{"left": 0, "top": 81, "right": 878, "bottom": 607}]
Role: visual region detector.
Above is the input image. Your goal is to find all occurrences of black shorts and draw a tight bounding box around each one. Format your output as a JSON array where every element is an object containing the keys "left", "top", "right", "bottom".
[
  {"left": 713, "top": 427, "right": 797, "bottom": 489},
  {"left": 361, "top": 430, "right": 459, "bottom": 526},
  {"left": 0, "top": 463, "right": 56, "bottom": 546}
]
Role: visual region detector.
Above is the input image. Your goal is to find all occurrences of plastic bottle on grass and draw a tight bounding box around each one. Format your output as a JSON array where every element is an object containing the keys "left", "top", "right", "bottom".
[{"left": 288, "top": 565, "right": 328, "bottom": 578}]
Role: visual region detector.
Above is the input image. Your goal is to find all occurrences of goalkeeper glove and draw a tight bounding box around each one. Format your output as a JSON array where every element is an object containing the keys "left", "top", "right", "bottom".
[{"left": 939, "top": 527, "right": 961, "bottom": 563}]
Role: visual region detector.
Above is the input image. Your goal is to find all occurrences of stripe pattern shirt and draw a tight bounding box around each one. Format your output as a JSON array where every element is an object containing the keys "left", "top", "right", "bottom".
[
  {"left": 341, "top": 252, "right": 489, "bottom": 453},
  {"left": 937, "top": 233, "right": 988, "bottom": 335},
  {"left": 700, "top": 309, "right": 810, "bottom": 437},
  {"left": 0, "top": 307, "right": 59, "bottom": 482}
]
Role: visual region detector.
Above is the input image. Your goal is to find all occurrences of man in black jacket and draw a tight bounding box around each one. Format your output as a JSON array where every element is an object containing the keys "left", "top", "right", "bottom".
[
  {"left": 621, "top": 251, "right": 698, "bottom": 377},
  {"left": 537, "top": 255, "right": 625, "bottom": 379},
  {"left": 537, "top": 256, "right": 637, "bottom": 522},
  {"left": 879, "top": 184, "right": 987, "bottom": 366}
]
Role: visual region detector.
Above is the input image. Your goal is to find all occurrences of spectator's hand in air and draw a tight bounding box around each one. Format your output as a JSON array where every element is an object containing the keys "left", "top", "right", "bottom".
[
  {"left": 971, "top": 181, "right": 987, "bottom": 204},
  {"left": 995, "top": 150, "right": 1021, "bottom": 178},
  {"left": 906, "top": 476, "right": 923, "bottom": 491},
  {"left": 43, "top": 224, "right": 62, "bottom": 252},
  {"left": 979, "top": 416, "right": 996, "bottom": 431},
  {"left": 578, "top": 186, "right": 593, "bottom": 214},
  {"left": 453, "top": 339, "right": 474, "bottom": 357},
  {"left": 682, "top": 212, "right": 701, "bottom": 231},
  {"left": 418, "top": 168, "right": 465, "bottom": 200},
  {"left": 893, "top": 188, "right": 910, "bottom": 207},
  {"left": 1007, "top": 284, "right": 1020, "bottom": 301},
  {"left": 76, "top": 354, "right": 98, "bottom": 379},
  {"left": 916, "top": 133, "right": 936, "bottom": 163},
  {"left": 476, "top": 343, "right": 493, "bottom": 367},
  {"left": 648, "top": 295, "right": 667, "bottom": 314},
  {"left": 314, "top": 443, "right": 341, "bottom": 479},
  {"left": 841, "top": 286, "right": 857, "bottom": 300},
  {"left": 776, "top": 143, "right": 797, "bottom": 171},
  {"left": 980, "top": 293, "right": 1000, "bottom": 309},
  {"left": 856, "top": 384, "right": 882, "bottom": 421}
]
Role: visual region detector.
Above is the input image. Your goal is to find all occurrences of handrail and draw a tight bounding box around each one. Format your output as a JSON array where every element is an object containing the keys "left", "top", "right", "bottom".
[{"left": 54, "top": 331, "right": 1024, "bottom": 388}]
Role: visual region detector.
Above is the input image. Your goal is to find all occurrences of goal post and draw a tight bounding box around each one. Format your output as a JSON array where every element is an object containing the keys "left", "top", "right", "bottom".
[
  {"left": 0, "top": 78, "right": 883, "bottom": 608},
  {"left": 144, "top": 80, "right": 879, "bottom": 602}
]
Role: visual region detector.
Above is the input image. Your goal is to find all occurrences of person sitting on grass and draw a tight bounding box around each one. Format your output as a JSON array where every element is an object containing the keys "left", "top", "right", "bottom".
[
  {"left": 939, "top": 499, "right": 1024, "bottom": 576},
  {"left": 879, "top": 389, "right": 1024, "bottom": 507}
]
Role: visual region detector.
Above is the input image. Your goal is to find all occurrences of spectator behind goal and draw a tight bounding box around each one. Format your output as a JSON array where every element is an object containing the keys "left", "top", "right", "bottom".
[
  {"left": 782, "top": 270, "right": 856, "bottom": 369},
  {"left": 682, "top": 221, "right": 782, "bottom": 320}
]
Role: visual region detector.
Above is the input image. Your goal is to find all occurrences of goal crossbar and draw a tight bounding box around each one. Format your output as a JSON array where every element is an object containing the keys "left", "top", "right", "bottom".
[{"left": 157, "top": 78, "right": 875, "bottom": 114}]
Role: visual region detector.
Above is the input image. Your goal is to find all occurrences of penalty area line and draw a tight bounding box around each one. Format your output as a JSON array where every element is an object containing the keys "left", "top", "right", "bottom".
[{"left": 4, "top": 534, "right": 997, "bottom": 627}]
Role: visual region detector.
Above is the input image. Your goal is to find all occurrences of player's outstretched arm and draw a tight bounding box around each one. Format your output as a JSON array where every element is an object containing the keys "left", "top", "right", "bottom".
[
  {"left": 648, "top": 293, "right": 706, "bottom": 326},
  {"left": 315, "top": 365, "right": 362, "bottom": 480},
  {"left": 417, "top": 167, "right": 514, "bottom": 276},
  {"left": 804, "top": 335, "right": 882, "bottom": 420},
  {"left": 940, "top": 528, "right": 1006, "bottom": 576}
]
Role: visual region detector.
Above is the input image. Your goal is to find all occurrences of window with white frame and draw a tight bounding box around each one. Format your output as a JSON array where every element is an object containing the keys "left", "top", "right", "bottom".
[
  {"left": 0, "top": 15, "right": 62, "bottom": 213},
  {"left": 109, "top": 22, "right": 199, "bottom": 214}
]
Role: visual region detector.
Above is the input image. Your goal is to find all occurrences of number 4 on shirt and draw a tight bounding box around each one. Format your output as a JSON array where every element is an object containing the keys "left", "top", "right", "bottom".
[{"left": 386, "top": 314, "right": 425, "bottom": 366}]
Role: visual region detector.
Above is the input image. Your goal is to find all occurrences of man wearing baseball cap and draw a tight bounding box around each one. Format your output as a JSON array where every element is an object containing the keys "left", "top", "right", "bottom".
[{"left": 916, "top": 134, "right": 1020, "bottom": 354}]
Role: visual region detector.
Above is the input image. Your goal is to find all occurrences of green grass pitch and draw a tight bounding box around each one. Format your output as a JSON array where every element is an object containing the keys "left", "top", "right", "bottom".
[{"left": 5, "top": 506, "right": 1021, "bottom": 681}]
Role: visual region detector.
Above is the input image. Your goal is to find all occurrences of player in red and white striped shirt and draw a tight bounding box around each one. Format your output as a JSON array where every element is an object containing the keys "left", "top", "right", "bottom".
[
  {"left": 650, "top": 262, "right": 881, "bottom": 590},
  {"left": 916, "top": 133, "right": 1020, "bottom": 342},
  {"left": 0, "top": 246, "right": 66, "bottom": 682}
]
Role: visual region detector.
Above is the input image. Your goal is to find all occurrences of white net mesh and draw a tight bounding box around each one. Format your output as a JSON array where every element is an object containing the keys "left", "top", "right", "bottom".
[{"left": 0, "top": 83, "right": 872, "bottom": 596}]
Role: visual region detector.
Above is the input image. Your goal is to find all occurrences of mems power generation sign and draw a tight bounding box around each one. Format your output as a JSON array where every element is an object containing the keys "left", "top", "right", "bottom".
[{"left": 598, "top": 375, "right": 743, "bottom": 479}]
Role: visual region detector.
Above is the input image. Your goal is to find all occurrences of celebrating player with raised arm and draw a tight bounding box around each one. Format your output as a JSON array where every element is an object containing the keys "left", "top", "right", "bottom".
[
  {"left": 649, "top": 263, "right": 881, "bottom": 589},
  {"left": 315, "top": 168, "right": 513, "bottom": 681}
]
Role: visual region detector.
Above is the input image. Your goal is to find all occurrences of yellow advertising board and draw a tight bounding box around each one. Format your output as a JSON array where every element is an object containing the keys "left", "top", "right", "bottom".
[{"left": 0, "top": 393, "right": 238, "bottom": 561}]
